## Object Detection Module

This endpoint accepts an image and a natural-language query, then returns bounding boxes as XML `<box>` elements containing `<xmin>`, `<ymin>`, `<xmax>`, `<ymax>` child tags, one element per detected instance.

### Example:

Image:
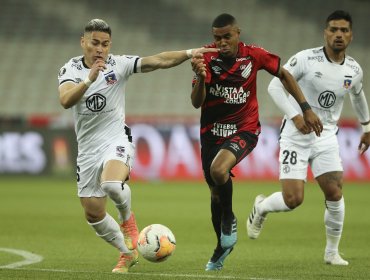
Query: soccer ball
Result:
<box><xmin>137</xmin><ymin>224</ymin><xmax>176</xmax><ymax>262</ymax></box>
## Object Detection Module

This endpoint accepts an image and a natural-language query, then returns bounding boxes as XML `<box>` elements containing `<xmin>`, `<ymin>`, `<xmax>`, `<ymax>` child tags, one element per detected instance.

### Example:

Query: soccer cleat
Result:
<box><xmin>324</xmin><ymin>252</ymin><xmax>349</xmax><ymax>266</ymax></box>
<box><xmin>205</xmin><ymin>246</ymin><xmax>234</xmax><ymax>271</ymax></box>
<box><xmin>120</xmin><ymin>212</ymin><xmax>139</xmax><ymax>250</ymax></box>
<box><xmin>220</xmin><ymin>217</ymin><xmax>237</xmax><ymax>249</ymax></box>
<box><xmin>112</xmin><ymin>250</ymin><xmax>139</xmax><ymax>273</ymax></box>
<box><xmin>247</xmin><ymin>194</ymin><xmax>266</xmax><ymax>239</ymax></box>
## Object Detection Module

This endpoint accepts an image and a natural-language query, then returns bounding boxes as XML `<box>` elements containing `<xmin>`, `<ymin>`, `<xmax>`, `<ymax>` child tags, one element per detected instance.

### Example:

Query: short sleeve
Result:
<box><xmin>57</xmin><ymin>63</ymin><xmax>77</xmax><ymax>86</ymax></box>
<box><xmin>282</xmin><ymin>51</ymin><xmax>306</xmax><ymax>81</ymax></box>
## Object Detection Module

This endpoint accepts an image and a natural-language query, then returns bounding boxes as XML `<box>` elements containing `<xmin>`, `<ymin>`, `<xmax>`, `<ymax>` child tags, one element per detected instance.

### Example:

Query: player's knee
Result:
<box><xmin>210</xmin><ymin>164</ymin><xmax>228</xmax><ymax>185</ymax></box>
<box><xmin>101</xmin><ymin>181</ymin><xmax>124</xmax><ymax>201</ymax></box>
<box><xmin>85</xmin><ymin>209</ymin><xmax>106</xmax><ymax>223</ymax></box>
<box><xmin>283</xmin><ymin>193</ymin><xmax>303</xmax><ymax>209</ymax></box>
<box><xmin>325</xmin><ymin>186</ymin><xmax>343</xmax><ymax>201</ymax></box>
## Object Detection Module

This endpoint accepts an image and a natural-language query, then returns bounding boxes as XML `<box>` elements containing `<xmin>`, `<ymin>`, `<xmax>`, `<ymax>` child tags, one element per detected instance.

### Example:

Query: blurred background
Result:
<box><xmin>0</xmin><ymin>0</ymin><xmax>369</xmax><ymax>180</ymax></box>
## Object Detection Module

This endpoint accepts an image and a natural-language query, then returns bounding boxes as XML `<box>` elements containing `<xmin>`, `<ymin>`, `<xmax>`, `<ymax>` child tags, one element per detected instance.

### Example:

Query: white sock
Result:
<box><xmin>101</xmin><ymin>181</ymin><xmax>132</xmax><ymax>223</ymax></box>
<box><xmin>324</xmin><ymin>197</ymin><xmax>345</xmax><ymax>254</ymax></box>
<box><xmin>259</xmin><ymin>192</ymin><xmax>291</xmax><ymax>215</ymax></box>
<box><xmin>88</xmin><ymin>213</ymin><xmax>129</xmax><ymax>253</ymax></box>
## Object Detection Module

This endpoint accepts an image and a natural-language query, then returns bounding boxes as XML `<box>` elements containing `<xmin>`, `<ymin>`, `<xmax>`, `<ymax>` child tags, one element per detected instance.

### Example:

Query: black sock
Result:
<box><xmin>211</xmin><ymin>197</ymin><xmax>222</xmax><ymax>247</ymax></box>
<box><xmin>217</xmin><ymin>177</ymin><xmax>234</xmax><ymax>223</ymax></box>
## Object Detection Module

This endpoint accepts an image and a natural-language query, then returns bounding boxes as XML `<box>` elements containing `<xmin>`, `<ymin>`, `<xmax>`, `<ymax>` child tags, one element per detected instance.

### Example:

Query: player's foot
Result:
<box><xmin>120</xmin><ymin>212</ymin><xmax>139</xmax><ymax>250</ymax></box>
<box><xmin>324</xmin><ymin>252</ymin><xmax>349</xmax><ymax>266</ymax></box>
<box><xmin>247</xmin><ymin>194</ymin><xmax>266</xmax><ymax>239</ymax></box>
<box><xmin>112</xmin><ymin>250</ymin><xmax>139</xmax><ymax>273</ymax></box>
<box><xmin>220</xmin><ymin>216</ymin><xmax>237</xmax><ymax>249</ymax></box>
<box><xmin>205</xmin><ymin>246</ymin><xmax>233</xmax><ymax>271</ymax></box>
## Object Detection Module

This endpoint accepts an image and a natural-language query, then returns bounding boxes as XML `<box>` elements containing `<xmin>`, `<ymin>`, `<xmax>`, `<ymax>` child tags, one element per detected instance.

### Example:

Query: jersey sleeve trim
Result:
<box><xmin>59</xmin><ymin>79</ymin><xmax>76</xmax><ymax>85</ymax></box>
<box><xmin>272</xmin><ymin>57</ymin><xmax>281</xmax><ymax>76</ymax></box>
<box><xmin>133</xmin><ymin>57</ymin><xmax>140</xmax><ymax>73</ymax></box>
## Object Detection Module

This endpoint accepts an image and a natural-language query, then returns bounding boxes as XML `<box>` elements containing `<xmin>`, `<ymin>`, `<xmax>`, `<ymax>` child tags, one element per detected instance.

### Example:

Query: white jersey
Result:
<box><xmin>282</xmin><ymin>46</ymin><xmax>363</xmax><ymax>143</ymax></box>
<box><xmin>58</xmin><ymin>54</ymin><xmax>140</xmax><ymax>154</ymax></box>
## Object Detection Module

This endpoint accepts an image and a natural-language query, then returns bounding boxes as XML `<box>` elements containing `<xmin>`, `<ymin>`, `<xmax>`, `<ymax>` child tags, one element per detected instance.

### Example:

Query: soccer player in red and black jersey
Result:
<box><xmin>190</xmin><ymin>13</ymin><xmax>323</xmax><ymax>271</ymax></box>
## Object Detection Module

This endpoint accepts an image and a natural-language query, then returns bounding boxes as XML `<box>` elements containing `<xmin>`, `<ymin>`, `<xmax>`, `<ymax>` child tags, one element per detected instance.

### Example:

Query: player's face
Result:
<box><xmin>212</xmin><ymin>24</ymin><xmax>240</xmax><ymax>58</ymax></box>
<box><xmin>81</xmin><ymin>31</ymin><xmax>111</xmax><ymax>67</ymax></box>
<box><xmin>324</xmin><ymin>19</ymin><xmax>352</xmax><ymax>52</ymax></box>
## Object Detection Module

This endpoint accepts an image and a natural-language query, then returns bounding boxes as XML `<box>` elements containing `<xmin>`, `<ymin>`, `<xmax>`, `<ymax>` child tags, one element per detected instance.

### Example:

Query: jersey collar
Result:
<box><xmin>323</xmin><ymin>47</ymin><xmax>345</xmax><ymax>65</ymax></box>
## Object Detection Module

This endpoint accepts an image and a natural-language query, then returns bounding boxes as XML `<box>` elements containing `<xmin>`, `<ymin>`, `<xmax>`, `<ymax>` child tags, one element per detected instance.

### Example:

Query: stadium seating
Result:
<box><xmin>0</xmin><ymin>0</ymin><xmax>369</xmax><ymax>122</ymax></box>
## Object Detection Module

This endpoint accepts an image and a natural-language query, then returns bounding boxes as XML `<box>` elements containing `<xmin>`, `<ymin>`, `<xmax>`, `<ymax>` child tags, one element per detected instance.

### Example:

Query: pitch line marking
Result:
<box><xmin>1</xmin><ymin>266</ymin><xmax>281</xmax><ymax>280</ymax></box>
<box><xmin>0</xmin><ymin>248</ymin><xmax>43</xmax><ymax>269</ymax></box>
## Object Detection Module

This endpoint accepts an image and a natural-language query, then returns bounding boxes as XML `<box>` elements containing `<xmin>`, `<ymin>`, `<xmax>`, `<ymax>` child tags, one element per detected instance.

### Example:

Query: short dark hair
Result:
<box><xmin>212</xmin><ymin>13</ymin><xmax>237</xmax><ymax>28</ymax></box>
<box><xmin>84</xmin><ymin>19</ymin><xmax>112</xmax><ymax>36</ymax></box>
<box><xmin>326</xmin><ymin>10</ymin><xmax>352</xmax><ymax>28</ymax></box>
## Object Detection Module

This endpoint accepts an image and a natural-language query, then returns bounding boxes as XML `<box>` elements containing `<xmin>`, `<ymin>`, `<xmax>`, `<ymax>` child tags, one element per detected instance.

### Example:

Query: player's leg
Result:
<box><xmin>205</xmin><ymin>185</ymin><xmax>234</xmax><ymax>271</ymax></box>
<box><xmin>247</xmin><ymin>140</ymin><xmax>308</xmax><ymax>239</ymax></box>
<box><xmin>212</xmin><ymin>132</ymin><xmax>259</xmax><ymax>250</ymax></box>
<box><xmin>101</xmin><ymin>160</ymin><xmax>139</xmax><ymax>251</ymax></box>
<box><xmin>101</xmin><ymin>135</ymin><xmax>139</xmax><ymax>251</ymax></box>
<box><xmin>247</xmin><ymin>179</ymin><xmax>304</xmax><ymax>239</ymax></box>
<box><xmin>77</xmin><ymin>151</ymin><xmax>137</xmax><ymax>273</ymax></box>
<box><xmin>202</xmin><ymin>145</ymin><xmax>233</xmax><ymax>271</ymax></box>
<box><xmin>210</xmin><ymin>148</ymin><xmax>237</xmax><ymax>250</ymax></box>
<box><xmin>312</xmin><ymin>137</ymin><xmax>347</xmax><ymax>265</ymax></box>
<box><xmin>99</xmin><ymin>134</ymin><xmax>138</xmax><ymax>273</ymax></box>
<box><xmin>100</xmin><ymin>161</ymin><xmax>138</xmax><ymax>273</ymax></box>
<box><xmin>81</xmin><ymin>196</ymin><xmax>128</xmax><ymax>252</ymax></box>
<box><xmin>77</xmin><ymin>154</ymin><xmax>127</xmax><ymax>252</ymax></box>
<box><xmin>316</xmin><ymin>172</ymin><xmax>347</xmax><ymax>265</ymax></box>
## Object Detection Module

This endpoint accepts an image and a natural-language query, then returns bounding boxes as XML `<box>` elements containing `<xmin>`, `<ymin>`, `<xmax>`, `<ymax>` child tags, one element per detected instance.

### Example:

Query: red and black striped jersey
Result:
<box><xmin>193</xmin><ymin>42</ymin><xmax>280</xmax><ymax>146</ymax></box>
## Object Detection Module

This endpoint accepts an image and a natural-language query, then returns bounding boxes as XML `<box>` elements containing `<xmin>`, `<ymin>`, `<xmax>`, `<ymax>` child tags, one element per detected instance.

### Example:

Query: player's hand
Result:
<box><xmin>303</xmin><ymin>110</ymin><xmax>323</xmax><ymax>136</ymax></box>
<box><xmin>291</xmin><ymin>115</ymin><xmax>311</xmax><ymax>134</ymax></box>
<box><xmin>191</xmin><ymin>57</ymin><xmax>207</xmax><ymax>78</ymax></box>
<box><xmin>358</xmin><ymin>132</ymin><xmax>370</xmax><ymax>154</ymax></box>
<box><xmin>89</xmin><ymin>59</ymin><xmax>107</xmax><ymax>82</ymax></box>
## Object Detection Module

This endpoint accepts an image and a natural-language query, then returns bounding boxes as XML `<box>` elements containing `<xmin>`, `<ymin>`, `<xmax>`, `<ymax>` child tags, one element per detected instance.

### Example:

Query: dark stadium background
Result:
<box><xmin>1</xmin><ymin>0</ymin><xmax>369</xmax><ymax>180</ymax></box>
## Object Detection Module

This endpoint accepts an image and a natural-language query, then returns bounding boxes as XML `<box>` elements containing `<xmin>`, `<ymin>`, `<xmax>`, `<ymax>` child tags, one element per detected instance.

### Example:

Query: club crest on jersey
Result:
<box><xmin>104</xmin><ymin>70</ymin><xmax>117</xmax><ymax>85</ymax></box>
<box><xmin>241</xmin><ymin>61</ymin><xmax>252</xmax><ymax>79</ymax></box>
<box><xmin>343</xmin><ymin>79</ymin><xmax>352</xmax><ymax>89</ymax></box>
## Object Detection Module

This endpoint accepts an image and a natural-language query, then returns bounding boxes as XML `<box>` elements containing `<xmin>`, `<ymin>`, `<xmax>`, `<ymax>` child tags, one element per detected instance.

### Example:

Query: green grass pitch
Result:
<box><xmin>0</xmin><ymin>176</ymin><xmax>369</xmax><ymax>280</ymax></box>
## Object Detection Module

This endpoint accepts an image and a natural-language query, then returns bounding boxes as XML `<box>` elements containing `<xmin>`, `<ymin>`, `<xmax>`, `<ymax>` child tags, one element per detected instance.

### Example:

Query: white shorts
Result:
<box><xmin>76</xmin><ymin>135</ymin><xmax>135</xmax><ymax>197</ymax></box>
<box><xmin>279</xmin><ymin>134</ymin><xmax>343</xmax><ymax>181</ymax></box>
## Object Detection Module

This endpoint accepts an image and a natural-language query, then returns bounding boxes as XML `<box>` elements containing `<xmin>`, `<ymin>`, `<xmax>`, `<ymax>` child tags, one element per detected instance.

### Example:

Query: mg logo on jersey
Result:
<box><xmin>318</xmin><ymin>91</ymin><xmax>336</xmax><ymax>108</ymax></box>
<box><xmin>86</xmin><ymin>94</ymin><xmax>106</xmax><ymax>112</ymax></box>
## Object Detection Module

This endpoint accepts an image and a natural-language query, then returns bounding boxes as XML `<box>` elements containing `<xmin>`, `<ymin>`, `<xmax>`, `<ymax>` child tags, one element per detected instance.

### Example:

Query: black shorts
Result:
<box><xmin>201</xmin><ymin>131</ymin><xmax>259</xmax><ymax>184</ymax></box>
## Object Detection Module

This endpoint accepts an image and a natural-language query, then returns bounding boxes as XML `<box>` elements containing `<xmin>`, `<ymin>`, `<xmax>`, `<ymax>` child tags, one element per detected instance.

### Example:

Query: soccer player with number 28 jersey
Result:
<box><xmin>247</xmin><ymin>10</ymin><xmax>370</xmax><ymax>266</ymax></box>
<box><xmin>190</xmin><ymin>13</ymin><xmax>323</xmax><ymax>271</ymax></box>
<box><xmin>58</xmin><ymin>19</ymin><xmax>217</xmax><ymax>273</ymax></box>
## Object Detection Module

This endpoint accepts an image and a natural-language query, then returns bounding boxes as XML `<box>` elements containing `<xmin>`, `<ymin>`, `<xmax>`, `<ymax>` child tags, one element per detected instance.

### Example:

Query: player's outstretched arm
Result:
<box><xmin>140</xmin><ymin>47</ymin><xmax>218</xmax><ymax>73</ymax></box>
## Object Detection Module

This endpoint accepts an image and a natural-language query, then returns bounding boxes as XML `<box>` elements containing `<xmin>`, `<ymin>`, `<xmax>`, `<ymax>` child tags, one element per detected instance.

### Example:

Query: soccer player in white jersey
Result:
<box><xmin>57</xmin><ymin>19</ymin><xmax>217</xmax><ymax>273</ymax></box>
<box><xmin>247</xmin><ymin>10</ymin><xmax>370</xmax><ymax>266</ymax></box>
